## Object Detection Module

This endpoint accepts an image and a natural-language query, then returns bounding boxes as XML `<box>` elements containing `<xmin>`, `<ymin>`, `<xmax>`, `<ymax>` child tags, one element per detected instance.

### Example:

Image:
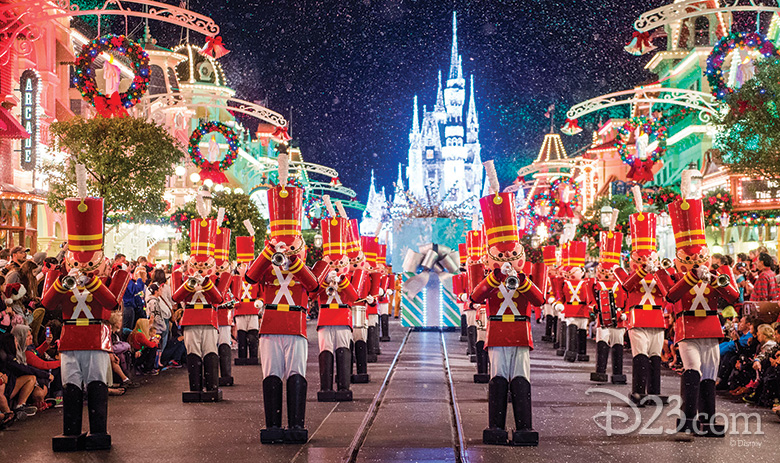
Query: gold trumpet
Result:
<box><xmin>661</xmin><ymin>258</ymin><xmax>673</xmax><ymax>269</ymax></box>
<box><xmin>716</xmin><ymin>273</ymin><xmax>731</xmax><ymax>288</ymax></box>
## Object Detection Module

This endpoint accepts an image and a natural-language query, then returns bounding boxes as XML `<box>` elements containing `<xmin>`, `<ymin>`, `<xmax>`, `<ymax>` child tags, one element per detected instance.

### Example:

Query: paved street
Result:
<box><xmin>2</xmin><ymin>318</ymin><xmax>778</xmax><ymax>462</ymax></box>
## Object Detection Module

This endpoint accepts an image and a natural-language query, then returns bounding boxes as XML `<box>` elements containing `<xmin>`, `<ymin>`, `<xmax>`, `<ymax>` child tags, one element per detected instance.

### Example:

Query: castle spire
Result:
<box><xmin>412</xmin><ymin>95</ymin><xmax>420</xmax><ymax>134</ymax></box>
<box><xmin>449</xmin><ymin>11</ymin><xmax>461</xmax><ymax>81</ymax></box>
<box><xmin>434</xmin><ymin>70</ymin><xmax>446</xmax><ymax>122</ymax></box>
<box><xmin>396</xmin><ymin>163</ymin><xmax>405</xmax><ymax>190</ymax></box>
<box><xmin>466</xmin><ymin>74</ymin><xmax>479</xmax><ymax>143</ymax></box>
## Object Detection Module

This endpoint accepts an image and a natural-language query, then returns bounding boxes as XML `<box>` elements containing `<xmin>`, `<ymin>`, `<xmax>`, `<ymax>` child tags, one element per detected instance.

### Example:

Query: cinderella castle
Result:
<box><xmin>361</xmin><ymin>12</ymin><xmax>484</xmax><ymax>235</ymax></box>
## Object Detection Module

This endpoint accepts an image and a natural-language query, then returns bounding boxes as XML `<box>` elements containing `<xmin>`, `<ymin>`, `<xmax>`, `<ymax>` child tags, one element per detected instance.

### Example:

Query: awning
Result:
<box><xmin>0</xmin><ymin>106</ymin><xmax>30</xmax><ymax>140</ymax></box>
<box><xmin>55</xmin><ymin>98</ymin><xmax>75</xmax><ymax>122</ymax></box>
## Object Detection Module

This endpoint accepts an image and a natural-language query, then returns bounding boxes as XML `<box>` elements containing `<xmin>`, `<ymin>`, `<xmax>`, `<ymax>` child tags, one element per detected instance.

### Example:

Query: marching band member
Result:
<box><xmin>590</xmin><ymin>212</ymin><xmax>627</xmax><ymax>384</ymax></box>
<box><xmin>344</xmin><ymin>215</ymin><xmax>371</xmax><ymax>383</ymax></box>
<box><xmin>364</xmin><ymin>234</ymin><xmax>382</xmax><ymax>361</ymax></box>
<box><xmin>540</xmin><ymin>246</ymin><xmax>561</xmax><ymax>343</ymax></box>
<box><xmin>378</xmin><ymin>244</ymin><xmax>394</xmax><ymax>342</ymax></box>
<box><xmin>466</xmin><ymin>229</ymin><xmax>490</xmax><ymax>382</ymax></box>
<box><xmin>42</xmin><ymin>166</ymin><xmax>130</xmax><ymax>451</ymax></box>
<box><xmin>172</xmin><ymin>192</ymin><xmax>225</xmax><ymax>403</ymax></box>
<box><xmin>656</xmin><ymin>170</ymin><xmax>739</xmax><ymax>436</ymax></box>
<box><xmin>562</xmin><ymin>241</ymin><xmax>592</xmax><ymax>363</ymax></box>
<box><xmin>213</xmin><ymin>210</ymin><xmax>236</xmax><ymax>387</ymax></box>
<box><xmin>614</xmin><ymin>187</ymin><xmax>668</xmax><ymax>403</ymax></box>
<box><xmin>554</xmin><ymin>242</ymin><xmax>570</xmax><ymax>356</ymax></box>
<box><xmin>232</xmin><ymin>220</ymin><xmax>261</xmax><ymax>366</ymax></box>
<box><xmin>471</xmin><ymin>161</ymin><xmax>545</xmax><ymax>446</ymax></box>
<box><xmin>245</xmin><ymin>151</ymin><xmax>320</xmax><ymax>444</ymax></box>
<box><xmin>313</xmin><ymin>195</ymin><xmax>358</xmax><ymax>402</ymax></box>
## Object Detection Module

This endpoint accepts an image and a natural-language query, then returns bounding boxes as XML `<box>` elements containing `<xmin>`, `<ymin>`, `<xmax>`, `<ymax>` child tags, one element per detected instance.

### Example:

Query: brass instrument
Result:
<box><xmin>271</xmin><ymin>252</ymin><xmax>289</xmax><ymax>268</ymax></box>
<box><xmin>61</xmin><ymin>275</ymin><xmax>77</xmax><ymax>291</ymax></box>
<box><xmin>661</xmin><ymin>258</ymin><xmax>673</xmax><ymax>269</ymax></box>
<box><xmin>716</xmin><ymin>273</ymin><xmax>731</xmax><ymax>288</ymax></box>
<box><xmin>505</xmin><ymin>275</ymin><xmax>519</xmax><ymax>291</ymax></box>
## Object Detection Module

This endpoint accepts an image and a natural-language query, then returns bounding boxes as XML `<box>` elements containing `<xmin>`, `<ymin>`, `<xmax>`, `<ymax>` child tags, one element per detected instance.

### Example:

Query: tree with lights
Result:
<box><xmin>716</xmin><ymin>59</ymin><xmax>780</xmax><ymax>180</ymax></box>
<box><xmin>45</xmin><ymin>116</ymin><xmax>182</xmax><ymax>220</ymax></box>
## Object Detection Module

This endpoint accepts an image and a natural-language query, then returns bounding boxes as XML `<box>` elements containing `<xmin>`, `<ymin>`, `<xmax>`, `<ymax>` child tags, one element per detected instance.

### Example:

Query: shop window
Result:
<box><xmin>694</xmin><ymin>17</ymin><xmax>710</xmax><ymax>47</ymax></box>
<box><xmin>149</xmin><ymin>65</ymin><xmax>167</xmax><ymax>95</ymax></box>
<box><xmin>167</xmin><ymin>67</ymin><xmax>180</xmax><ymax>92</ymax></box>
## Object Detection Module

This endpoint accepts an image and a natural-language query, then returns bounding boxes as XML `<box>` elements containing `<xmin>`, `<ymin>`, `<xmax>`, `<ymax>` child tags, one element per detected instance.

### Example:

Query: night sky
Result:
<box><xmin>167</xmin><ymin>1</ymin><xmax>669</xmax><ymax>201</ymax></box>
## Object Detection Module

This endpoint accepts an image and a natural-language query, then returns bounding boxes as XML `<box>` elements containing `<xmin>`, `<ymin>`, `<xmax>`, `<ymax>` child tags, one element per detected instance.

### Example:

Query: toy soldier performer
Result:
<box><xmin>232</xmin><ymin>220</ymin><xmax>262</xmax><ymax>366</ymax></box>
<box><xmin>42</xmin><ymin>165</ymin><xmax>130</xmax><ymax>451</ymax></box>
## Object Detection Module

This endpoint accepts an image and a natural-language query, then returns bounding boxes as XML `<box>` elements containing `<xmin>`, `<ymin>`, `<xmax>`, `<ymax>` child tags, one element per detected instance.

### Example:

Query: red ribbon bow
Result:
<box><xmin>560</xmin><ymin>118</ymin><xmax>583</xmax><ymax>136</ymax></box>
<box><xmin>272</xmin><ymin>126</ymin><xmax>292</xmax><ymax>141</ymax></box>
<box><xmin>198</xmin><ymin>161</ymin><xmax>229</xmax><ymax>184</ymax></box>
<box><xmin>201</xmin><ymin>36</ymin><xmax>230</xmax><ymax>59</ymax></box>
<box><xmin>94</xmin><ymin>92</ymin><xmax>128</xmax><ymax>118</ymax></box>
<box><xmin>624</xmin><ymin>31</ymin><xmax>656</xmax><ymax>56</ymax></box>
<box><xmin>627</xmin><ymin>159</ymin><xmax>655</xmax><ymax>183</ymax></box>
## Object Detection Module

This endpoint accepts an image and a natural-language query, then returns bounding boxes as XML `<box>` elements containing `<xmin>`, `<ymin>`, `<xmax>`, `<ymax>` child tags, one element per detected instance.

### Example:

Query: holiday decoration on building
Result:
<box><xmin>560</xmin><ymin>118</ymin><xmax>583</xmax><ymax>135</ymax></box>
<box><xmin>624</xmin><ymin>31</ymin><xmax>656</xmax><ymax>56</ymax></box>
<box><xmin>614</xmin><ymin>115</ymin><xmax>668</xmax><ymax>183</ymax></box>
<box><xmin>706</xmin><ymin>32</ymin><xmax>780</xmax><ymax>101</ymax></box>
<box><xmin>74</xmin><ymin>34</ymin><xmax>150</xmax><ymax>117</ymax></box>
<box><xmin>188</xmin><ymin>121</ymin><xmax>240</xmax><ymax>184</ymax></box>
<box><xmin>200</xmin><ymin>35</ymin><xmax>230</xmax><ymax>58</ymax></box>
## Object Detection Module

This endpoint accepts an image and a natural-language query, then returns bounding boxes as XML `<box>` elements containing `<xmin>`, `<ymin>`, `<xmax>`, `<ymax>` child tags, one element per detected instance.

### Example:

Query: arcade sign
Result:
<box><xmin>731</xmin><ymin>177</ymin><xmax>780</xmax><ymax>210</ymax></box>
<box><xmin>20</xmin><ymin>70</ymin><xmax>39</xmax><ymax>171</ymax></box>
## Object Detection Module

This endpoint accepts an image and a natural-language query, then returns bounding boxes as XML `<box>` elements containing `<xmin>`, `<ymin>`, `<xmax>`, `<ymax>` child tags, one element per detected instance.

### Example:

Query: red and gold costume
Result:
<box><xmin>232</xmin><ymin>235</ymin><xmax>261</xmax><ymax>365</ymax></box>
<box><xmin>312</xmin><ymin>208</ymin><xmax>359</xmax><ymax>401</ymax></box>
<box><xmin>457</xmin><ymin>243</ymin><xmax>470</xmax><ymax>345</ymax></box>
<box><xmin>589</xmin><ymin>230</ymin><xmax>627</xmax><ymax>384</ymax></box>
<box><xmin>655</xmin><ymin>182</ymin><xmax>739</xmax><ymax>436</ymax></box>
<box><xmin>363</xmin><ymin>236</ymin><xmax>382</xmax><ymax>361</ymax></box>
<box><xmin>541</xmin><ymin>245</ymin><xmax>561</xmax><ymax>343</ymax></box>
<box><xmin>470</xmin><ymin>189</ymin><xmax>545</xmax><ymax>446</ymax></box>
<box><xmin>42</xmin><ymin>196</ymin><xmax>130</xmax><ymax>451</ymax></box>
<box><xmin>171</xmin><ymin>217</ymin><xmax>225</xmax><ymax>403</ymax></box>
<box><xmin>613</xmin><ymin>209</ymin><xmax>669</xmax><ymax>403</ymax></box>
<box><xmin>213</xmin><ymin>225</ymin><xmax>235</xmax><ymax>387</ymax></box>
<box><xmin>377</xmin><ymin>244</ymin><xmax>394</xmax><ymax>342</ymax></box>
<box><xmin>346</xmin><ymin>218</ymin><xmax>371</xmax><ymax>383</ymax></box>
<box><xmin>465</xmin><ymin>230</ymin><xmax>490</xmax><ymax>383</ymax></box>
<box><xmin>561</xmin><ymin>241</ymin><xmax>593</xmax><ymax>363</ymax></box>
<box><xmin>245</xmin><ymin>171</ymin><xmax>319</xmax><ymax>444</ymax></box>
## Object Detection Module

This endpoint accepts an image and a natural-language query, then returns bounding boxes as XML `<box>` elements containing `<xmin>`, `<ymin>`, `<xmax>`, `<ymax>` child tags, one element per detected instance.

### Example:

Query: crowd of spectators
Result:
<box><xmin>0</xmin><ymin>247</ymin><xmax>187</xmax><ymax>431</ymax></box>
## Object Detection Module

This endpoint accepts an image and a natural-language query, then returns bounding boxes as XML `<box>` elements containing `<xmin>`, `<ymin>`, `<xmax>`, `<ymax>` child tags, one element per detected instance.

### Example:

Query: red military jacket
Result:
<box><xmin>365</xmin><ymin>272</ymin><xmax>382</xmax><ymax>316</ymax></box>
<box><xmin>41</xmin><ymin>271</ymin><xmax>129</xmax><ymax>352</ymax></box>
<box><xmin>591</xmin><ymin>280</ymin><xmax>626</xmax><ymax>329</ymax></box>
<box><xmin>662</xmin><ymin>267</ymin><xmax>739</xmax><ymax>342</ymax></box>
<box><xmin>172</xmin><ymin>272</ymin><xmax>224</xmax><ymax>328</ymax></box>
<box><xmin>231</xmin><ymin>274</ymin><xmax>262</xmax><ymax>317</ymax></box>
<box><xmin>471</xmin><ymin>266</ymin><xmax>545</xmax><ymax>348</ymax></box>
<box><xmin>314</xmin><ymin>275</ymin><xmax>358</xmax><ymax>329</ymax></box>
<box><xmin>562</xmin><ymin>277</ymin><xmax>593</xmax><ymax>319</ymax></box>
<box><xmin>614</xmin><ymin>267</ymin><xmax>667</xmax><ymax>329</ymax></box>
<box><xmin>256</xmin><ymin>256</ymin><xmax>318</xmax><ymax>337</ymax></box>
<box><xmin>216</xmin><ymin>271</ymin><xmax>234</xmax><ymax>327</ymax></box>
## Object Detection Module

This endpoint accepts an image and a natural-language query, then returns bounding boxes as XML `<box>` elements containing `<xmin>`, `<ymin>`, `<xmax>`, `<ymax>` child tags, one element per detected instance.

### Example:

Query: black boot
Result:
<box><xmin>218</xmin><ymin>343</ymin><xmax>234</xmax><ymax>386</ymax></box>
<box><xmin>201</xmin><ymin>352</ymin><xmax>223</xmax><ymax>402</ymax></box>
<box><xmin>235</xmin><ymin>330</ymin><xmax>248</xmax><ymax>365</ymax></box>
<box><xmin>246</xmin><ymin>329</ymin><xmax>260</xmax><ymax>365</ymax></box>
<box><xmin>467</xmin><ymin>325</ymin><xmax>478</xmax><ymax>363</ymax></box>
<box><xmin>334</xmin><ymin>347</ymin><xmax>353</xmax><ymax>401</ymax></box>
<box><xmin>460</xmin><ymin>313</ymin><xmax>468</xmax><ymax>342</ymax></box>
<box><xmin>510</xmin><ymin>377</ymin><xmax>538</xmax><ymax>446</ymax></box>
<box><xmin>84</xmin><ymin>381</ymin><xmax>111</xmax><ymax>450</ymax></box>
<box><xmin>261</xmin><ymin>376</ymin><xmax>285</xmax><ymax>444</ymax></box>
<box><xmin>380</xmin><ymin>314</ymin><xmax>391</xmax><ymax>342</ymax></box>
<box><xmin>631</xmin><ymin>354</ymin><xmax>650</xmax><ymax>406</ymax></box>
<box><xmin>697</xmin><ymin>379</ymin><xmax>724</xmax><ymax>437</ymax></box>
<box><xmin>647</xmin><ymin>355</ymin><xmax>667</xmax><ymax>403</ymax></box>
<box><xmin>182</xmin><ymin>353</ymin><xmax>203</xmax><ymax>402</ymax></box>
<box><xmin>52</xmin><ymin>384</ymin><xmax>86</xmax><ymax>452</ymax></box>
<box><xmin>555</xmin><ymin>321</ymin><xmax>567</xmax><ymax>355</ymax></box>
<box><xmin>317</xmin><ymin>351</ymin><xmax>336</xmax><ymax>402</ymax></box>
<box><xmin>372</xmin><ymin>323</ymin><xmax>381</xmax><ymax>355</ymax></box>
<box><xmin>352</xmin><ymin>340</ymin><xmax>370</xmax><ymax>383</ymax></box>
<box><xmin>366</xmin><ymin>326</ymin><xmax>379</xmax><ymax>362</ymax></box>
<box><xmin>576</xmin><ymin>328</ymin><xmax>589</xmax><ymax>362</ymax></box>
<box><xmin>611</xmin><ymin>344</ymin><xmax>627</xmax><ymax>384</ymax></box>
<box><xmin>474</xmin><ymin>340</ymin><xmax>490</xmax><ymax>383</ymax></box>
<box><xmin>285</xmin><ymin>374</ymin><xmax>308</xmax><ymax>443</ymax></box>
<box><xmin>590</xmin><ymin>341</ymin><xmax>610</xmax><ymax>382</ymax></box>
<box><xmin>564</xmin><ymin>324</ymin><xmax>578</xmax><ymax>362</ymax></box>
<box><xmin>483</xmin><ymin>376</ymin><xmax>509</xmax><ymax>445</ymax></box>
<box><xmin>541</xmin><ymin>315</ymin><xmax>554</xmax><ymax>342</ymax></box>
<box><xmin>550</xmin><ymin>316</ymin><xmax>558</xmax><ymax>344</ymax></box>
<box><xmin>677</xmin><ymin>370</ymin><xmax>701</xmax><ymax>436</ymax></box>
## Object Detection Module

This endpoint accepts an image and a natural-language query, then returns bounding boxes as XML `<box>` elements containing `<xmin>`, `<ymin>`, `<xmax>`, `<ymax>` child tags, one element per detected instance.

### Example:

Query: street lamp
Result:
<box><xmin>199</xmin><ymin>186</ymin><xmax>213</xmax><ymax>215</ymax></box>
<box><xmin>190</xmin><ymin>172</ymin><xmax>201</xmax><ymax>183</ymax></box>
<box><xmin>203</xmin><ymin>178</ymin><xmax>214</xmax><ymax>188</ymax></box>
<box><xmin>175</xmin><ymin>165</ymin><xmax>186</xmax><ymax>177</ymax></box>
<box><xmin>313</xmin><ymin>234</ymin><xmax>323</xmax><ymax>248</ymax></box>
<box><xmin>600</xmin><ymin>205</ymin><xmax>613</xmax><ymax>229</ymax></box>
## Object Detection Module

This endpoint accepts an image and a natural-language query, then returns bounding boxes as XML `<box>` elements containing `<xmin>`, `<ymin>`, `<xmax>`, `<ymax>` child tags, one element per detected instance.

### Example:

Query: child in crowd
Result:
<box><xmin>128</xmin><ymin>318</ymin><xmax>159</xmax><ymax>375</ymax></box>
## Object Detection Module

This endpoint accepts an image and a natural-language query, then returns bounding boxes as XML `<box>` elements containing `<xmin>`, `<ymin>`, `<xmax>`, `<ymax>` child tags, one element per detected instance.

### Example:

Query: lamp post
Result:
<box><xmin>600</xmin><ymin>205</ymin><xmax>613</xmax><ymax>229</ymax></box>
<box><xmin>720</xmin><ymin>211</ymin><xmax>730</xmax><ymax>249</ymax></box>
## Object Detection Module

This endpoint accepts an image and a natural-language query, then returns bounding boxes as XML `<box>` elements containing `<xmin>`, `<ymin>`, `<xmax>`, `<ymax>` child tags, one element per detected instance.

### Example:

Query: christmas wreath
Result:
<box><xmin>188</xmin><ymin>121</ymin><xmax>240</xmax><ymax>184</ymax></box>
<box><xmin>550</xmin><ymin>177</ymin><xmax>581</xmax><ymax>218</ymax></box>
<box><xmin>304</xmin><ymin>195</ymin><xmax>325</xmax><ymax>229</ymax></box>
<box><xmin>74</xmin><ymin>34</ymin><xmax>150</xmax><ymax>117</ymax></box>
<box><xmin>702</xmin><ymin>188</ymin><xmax>733</xmax><ymax>227</ymax></box>
<box><xmin>614</xmin><ymin>116</ymin><xmax>668</xmax><ymax>183</ymax></box>
<box><xmin>706</xmin><ymin>32</ymin><xmax>780</xmax><ymax>101</ymax></box>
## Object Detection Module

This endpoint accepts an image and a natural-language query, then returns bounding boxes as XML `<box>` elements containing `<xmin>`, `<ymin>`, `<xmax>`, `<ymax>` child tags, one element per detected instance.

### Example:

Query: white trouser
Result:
<box><xmin>352</xmin><ymin>305</ymin><xmax>367</xmax><ymax>342</ymax></box>
<box><xmin>318</xmin><ymin>325</ymin><xmax>352</xmax><ymax>353</ymax></box>
<box><xmin>218</xmin><ymin>325</ymin><xmax>232</xmax><ymax>346</ymax></box>
<box><xmin>465</xmin><ymin>310</ymin><xmax>477</xmax><ymax>327</ymax></box>
<box><xmin>368</xmin><ymin>313</ymin><xmax>379</xmax><ymax>326</ymax></box>
<box><xmin>568</xmin><ymin>317</ymin><xmax>588</xmax><ymax>329</ymax></box>
<box><xmin>678</xmin><ymin>338</ymin><xmax>719</xmax><ymax>381</ymax></box>
<box><xmin>488</xmin><ymin>346</ymin><xmax>530</xmax><ymax>380</ymax></box>
<box><xmin>62</xmin><ymin>350</ymin><xmax>110</xmax><ymax>387</ymax></box>
<box><xmin>184</xmin><ymin>325</ymin><xmax>218</xmax><ymax>357</ymax></box>
<box><xmin>596</xmin><ymin>327</ymin><xmax>626</xmax><ymax>346</ymax></box>
<box><xmin>379</xmin><ymin>302</ymin><xmax>390</xmax><ymax>316</ymax></box>
<box><xmin>542</xmin><ymin>303</ymin><xmax>555</xmax><ymax>317</ymax></box>
<box><xmin>259</xmin><ymin>334</ymin><xmax>307</xmax><ymax>380</ymax></box>
<box><xmin>234</xmin><ymin>314</ymin><xmax>259</xmax><ymax>331</ymax></box>
<box><xmin>628</xmin><ymin>327</ymin><xmax>664</xmax><ymax>357</ymax></box>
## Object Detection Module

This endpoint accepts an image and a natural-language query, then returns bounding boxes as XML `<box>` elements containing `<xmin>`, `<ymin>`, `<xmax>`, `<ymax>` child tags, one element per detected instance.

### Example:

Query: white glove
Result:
<box><xmin>68</xmin><ymin>267</ymin><xmax>80</xmax><ymax>277</ymax></box>
<box><xmin>76</xmin><ymin>275</ymin><xmax>91</xmax><ymax>287</ymax></box>
<box><xmin>696</xmin><ymin>266</ymin><xmax>711</xmax><ymax>283</ymax></box>
<box><xmin>620</xmin><ymin>313</ymin><xmax>627</xmax><ymax>321</ymax></box>
<box><xmin>377</xmin><ymin>288</ymin><xmax>386</xmax><ymax>298</ymax></box>
<box><xmin>644</xmin><ymin>260</ymin><xmax>658</xmax><ymax>274</ymax></box>
<box><xmin>327</xmin><ymin>270</ymin><xmax>339</xmax><ymax>285</ymax></box>
<box><xmin>366</xmin><ymin>295</ymin><xmax>376</xmax><ymax>305</ymax></box>
<box><xmin>458</xmin><ymin>293</ymin><xmax>468</xmax><ymax>303</ymax></box>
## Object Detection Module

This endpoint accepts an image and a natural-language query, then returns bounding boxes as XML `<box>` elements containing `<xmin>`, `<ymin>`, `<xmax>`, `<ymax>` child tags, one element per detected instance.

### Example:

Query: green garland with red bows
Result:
<box><xmin>74</xmin><ymin>34</ymin><xmax>150</xmax><ymax>113</ymax></box>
